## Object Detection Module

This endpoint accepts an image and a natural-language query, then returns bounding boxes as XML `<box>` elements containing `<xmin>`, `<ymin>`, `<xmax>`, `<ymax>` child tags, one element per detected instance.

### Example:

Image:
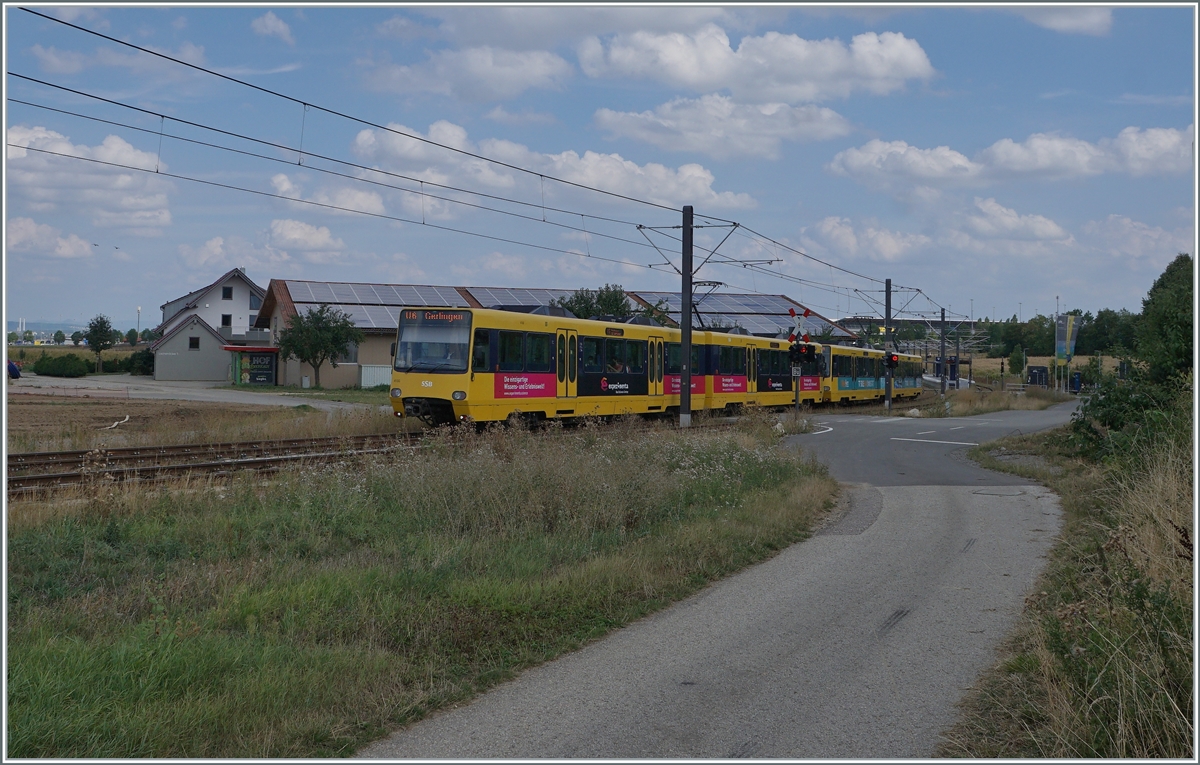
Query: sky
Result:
<box><xmin>4</xmin><ymin>4</ymin><xmax>1196</xmax><ymax>332</ymax></box>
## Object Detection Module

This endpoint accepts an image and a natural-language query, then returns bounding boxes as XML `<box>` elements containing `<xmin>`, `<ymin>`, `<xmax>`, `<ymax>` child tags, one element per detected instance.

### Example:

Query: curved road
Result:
<box><xmin>358</xmin><ymin>401</ymin><xmax>1078</xmax><ymax>759</ymax></box>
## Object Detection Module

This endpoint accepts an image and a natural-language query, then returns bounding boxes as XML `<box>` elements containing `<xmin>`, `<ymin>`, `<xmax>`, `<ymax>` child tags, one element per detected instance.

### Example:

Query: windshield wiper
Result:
<box><xmin>398</xmin><ymin>361</ymin><xmax>460</xmax><ymax>374</ymax></box>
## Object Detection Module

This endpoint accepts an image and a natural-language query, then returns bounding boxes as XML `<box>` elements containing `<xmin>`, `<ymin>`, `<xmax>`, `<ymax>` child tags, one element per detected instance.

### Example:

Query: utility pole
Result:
<box><xmin>884</xmin><ymin>278</ymin><xmax>892</xmax><ymax>412</ymax></box>
<box><xmin>940</xmin><ymin>308</ymin><xmax>947</xmax><ymax>395</ymax></box>
<box><xmin>680</xmin><ymin>205</ymin><xmax>693</xmax><ymax>428</ymax></box>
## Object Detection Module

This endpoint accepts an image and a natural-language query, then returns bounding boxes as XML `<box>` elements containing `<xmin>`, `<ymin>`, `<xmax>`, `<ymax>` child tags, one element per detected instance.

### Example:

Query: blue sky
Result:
<box><xmin>4</xmin><ymin>4</ymin><xmax>1195</xmax><ymax>331</ymax></box>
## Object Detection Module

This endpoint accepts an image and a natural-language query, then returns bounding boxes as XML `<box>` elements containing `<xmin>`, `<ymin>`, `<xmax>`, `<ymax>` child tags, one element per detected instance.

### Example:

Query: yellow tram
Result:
<box><xmin>389</xmin><ymin>306</ymin><xmax>921</xmax><ymax>426</ymax></box>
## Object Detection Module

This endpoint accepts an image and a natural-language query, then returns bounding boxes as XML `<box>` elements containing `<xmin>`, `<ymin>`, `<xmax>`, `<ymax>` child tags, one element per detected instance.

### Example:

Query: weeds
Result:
<box><xmin>941</xmin><ymin>388</ymin><xmax>1193</xmax><ymax>758</ymax></box>
<box><xmin>7</xmin><ymin>421</ymin><xmax>836</xmax><ymax>757</ymax></box>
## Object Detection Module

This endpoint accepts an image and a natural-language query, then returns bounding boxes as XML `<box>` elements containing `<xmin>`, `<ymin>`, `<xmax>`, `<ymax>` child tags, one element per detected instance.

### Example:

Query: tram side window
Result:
<box><xmin>498</xmin><ymin>331</ymin><xmax>524</xmax><ymax>372</ymax></box>
<box><xmin>582</xmin><ymin>337</ymin><xmax>603</xmax><ymax>373</ymax></box>
<box><xmin>626</xmin><ymin>340</ymin><xmax>646</xmax><ymax>374</ymax></box>
<box><xmin>472</xmin><ymin>329</ymin><xmax>490</xmax><ymax>372</ymax></box>
<box><xmin>606</xmin><ymin>338</ymin><xmax>627</xmax><ymax>373</ymax></box>
<box><xmin>526</xmin><ymin>333</ymin><xmax>552</xmax><ymax>373</ymax></box>
<box><xmin>832</xmin><ymin>354</ymin><xmax>853</xmax><ymax>377</ymax></box>
<box><xmin>666</xmin><ymin>343</ymin><xmax>681</xmax><ymax>375</ymax></box>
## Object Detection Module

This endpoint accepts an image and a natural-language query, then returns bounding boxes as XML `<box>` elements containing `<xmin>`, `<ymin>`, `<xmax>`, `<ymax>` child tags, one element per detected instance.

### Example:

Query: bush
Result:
<box><xmin>32</xmin><ymin>353</ymin><xmax>88</xmax><ymax>378</ymax></box>
<box><xmin>127</xmin><ymin>348</ymin><xmax>154</xmax><ymax>376</ymax></box>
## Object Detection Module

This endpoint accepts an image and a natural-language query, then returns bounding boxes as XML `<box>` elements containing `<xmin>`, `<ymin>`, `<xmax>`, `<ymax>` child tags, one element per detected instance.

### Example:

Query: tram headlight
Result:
<box><xmin>390</xmin><ymin>388</ymin><xmax>402</xmax><ymax>398</ymax></box>
<box><xmin>452</xmin><ymin>390</ymin><xmax>467</xmax><ymax>401</ymax></box>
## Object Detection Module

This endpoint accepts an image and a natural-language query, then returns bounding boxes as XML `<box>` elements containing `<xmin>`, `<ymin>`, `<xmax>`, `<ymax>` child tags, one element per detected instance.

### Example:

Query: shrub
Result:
<box><xmin>127</xmin><ymin>348</ymin><xmax>154</xmax><ymax>376</ymax></box>
<box><xmin>32</xmin><ymin>353</ymin><xmax>88</xmax><ymax>378</ymax></box>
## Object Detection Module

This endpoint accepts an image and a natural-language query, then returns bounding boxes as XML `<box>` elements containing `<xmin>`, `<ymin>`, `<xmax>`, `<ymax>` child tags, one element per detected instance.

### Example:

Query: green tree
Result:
<box><xmin>277</xmin><ymin>304</ymin><xmax>365</xmax><ymax>389</ymax></box>
<box><xmin>1137</xmin><ymin>253</ymin><xmax>1192</xmax><ymax>385</ymax></box>
<box><xmin>84</xmin><ymin>314</ymin><xmax>116</xmax><ymax>372</ymax></box>
<box><xmin>1008</xmin><ymin>345</ymin><xmax>1025</xmax><ymax>378</ymax></box>
<box><xmin>70</xmin><ymin>331</ymin><xmax>83</xmax><ymax>346</ymax></box>
<box><xmin>53</xmin><ymin>330</ymin><xmax>66</xmax><ymax>345</ymax></box>
<box><xmin>6</xmin><ymin>331</ymin><xmax>16</xmax><ymax>344</ymax></box>
<box><xmin>126</xmin><ymin>328</ymin><xmax>139</xmax><ymax>347</ymax></box>
<box><xmin>140</xmin><ymin>328</ymin><xmax>153</xmax><ymax>342</ymax></box>
<box><xmin>551</xmin><ymin>283</ymin><xmax>633</xmax><ymax>320</ymax></box>
<box><xmin>22</xmin><ymin>330</ymin><xmax>33</xmax><ymax>343</ymax></box>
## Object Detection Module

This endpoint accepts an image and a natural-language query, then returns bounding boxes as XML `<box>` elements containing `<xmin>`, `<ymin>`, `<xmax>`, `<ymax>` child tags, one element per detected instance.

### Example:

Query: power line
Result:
<box><xmin>11</xmin><ymin>143</ymin><xmax>669</xmax><ymax>274</ymax></box>
<box><xmin>21</xmin><ymin>7</ymin><xmax>679</xmax><ymax>213</ymax></box>
<box><xmin>4</xmin><ymin>75</ymin><xmax>657</xmax><ymax>230</ymax></box>
<box><xmin>7</xmin><ymin>93</ymin><xmax>662</xmax><ymax>254</ymax></box>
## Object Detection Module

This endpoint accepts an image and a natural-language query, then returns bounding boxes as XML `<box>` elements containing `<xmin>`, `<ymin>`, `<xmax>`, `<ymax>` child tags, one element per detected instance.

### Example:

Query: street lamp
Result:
<box><xmin>137</xmin><ymin>306</ymin><xmax>141</xmax><ymax>337</ymax></box>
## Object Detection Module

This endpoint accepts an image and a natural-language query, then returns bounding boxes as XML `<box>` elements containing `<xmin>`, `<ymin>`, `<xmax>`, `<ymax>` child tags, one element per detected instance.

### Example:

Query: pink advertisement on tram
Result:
<box><xmin>800</xmin><ymin>376</ymin><xmax>820</xmax><ymax>392</ymax></box>
<box><xmin>494</xmin><ymin>373</ymin><xmax>556</xmax><ymax>398</ymax></box>
<box><xmin>665</xmin><ymin>375</ymin><xmax>705</xmax><ymax>395</ymax></box>
<box><xmin>716</xmin><ymin>375</ymin><xmax>747</xmax><ymax>394</ymax></box>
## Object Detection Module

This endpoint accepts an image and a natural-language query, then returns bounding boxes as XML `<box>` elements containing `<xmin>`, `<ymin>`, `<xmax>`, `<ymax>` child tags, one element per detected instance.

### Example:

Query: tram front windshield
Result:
<box><xmin>395</xmin><ymin>309</ymin><xmax>472</xmax><ymax>373</ymax></box>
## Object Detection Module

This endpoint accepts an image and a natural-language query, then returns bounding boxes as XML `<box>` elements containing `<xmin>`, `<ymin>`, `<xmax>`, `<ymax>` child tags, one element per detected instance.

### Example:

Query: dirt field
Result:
<box><xmin>6</xmin><ymin>394</ymin><xmax>405</xmax><ymax>453</ymax></box>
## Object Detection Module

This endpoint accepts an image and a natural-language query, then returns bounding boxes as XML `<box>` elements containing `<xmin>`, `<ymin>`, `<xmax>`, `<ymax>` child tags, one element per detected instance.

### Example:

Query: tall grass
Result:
<box><xmin>7</xmin><ymin>420</ymin><xmax>836</xmax><ymax>757</ymax></box>
<box><xmin>7</xmin><ymin>403</ymin><xmax>412</xmax><ymax>454</ymax></box>
<box><xmin>940</xmin><ymin>389</ymin><xmax>1193</xmax><ymax>758</ymax></box>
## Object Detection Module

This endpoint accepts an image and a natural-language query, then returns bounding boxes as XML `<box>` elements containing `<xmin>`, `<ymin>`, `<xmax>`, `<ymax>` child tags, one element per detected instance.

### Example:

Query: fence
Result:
<box><xmin>360</xmin><ymin>365</ymin><xmax>392</xmax><ymax>388</ymax></box>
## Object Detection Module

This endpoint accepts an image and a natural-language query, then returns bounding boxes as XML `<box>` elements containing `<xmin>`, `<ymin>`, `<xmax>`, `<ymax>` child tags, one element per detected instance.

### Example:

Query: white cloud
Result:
<box><xmin>361</xmin><ymin>47</ymin><xmax>573</xmax><ymax>101</ymax></box>
<box><xmin>269</xmin><ymin>219</ymin><xmax>344</xmax><ymax>253</ymax></box>
<box><xmin>6</xmin><ymin>217</ymin><xmax>94</xmax><ymax>259</ymax></box>
<box><xmin>827</xmin><ymin>139</ymin><xmax>982</xmax><ymax>190</ymax></box>
<box><xmin>177</xmin><ymin>234</ymin><xmax>294</xmax><ymax>274</ymax></box>
<box><xmin>965</xmin><ymin>198</ymin><xmax>1069</xmax><ymax>241</ymax></box>
<box><xmin>269</xmin><ymin>174</ymin><xmax>386</xmax><ymax>217</ymax></box>
<box><xmin>1082</xmin><ymin>214</ymin><xmax>1195</xmax><ymax>261</ymax></box>
<box><xmin>251</xmin><ymin>11</ymin><xmax>294</xmax><ymax>45</ymax></box>
<box><xmin>595</xmin><ymin>94</ymin><xmax>852</xmax><ymax>159</ymax></box>
<box><xmin>6</xmin><ymin>126</ymin><xmax>172</xmax><ymax>234</ymax></box>
<box><xmin>353</xmin><ymin>120</ymin><xmax>756</xmax><ymax>210</ymax></box>
<box><xmin>1010</xmin><ymin>8</ymin><xmax>1112</xmax><ymax>36</ymax></box>
<box><xmin>481</xmin><ymin>251</ymin><xmax>527</xmax><ymax>278</ymax></box>
<box><xmin>799</xmin><ymin>216</ymin><xmax>931</xmax><ymax>262</ymax></box>
<box><xmin>403</xmin><ymin>7</ymin><xmax>761</xmax><ymax>50</ymax></box>
<box><xmin>832</xmin><ymin>124</ymin><xmax>1194</xmax><ymax>190</ymax></box>
<box><xmin>579</xmin><ymin>25</ymin><xmax>934</xmax><ymax>102</ymax></box>
<box><xmin>485</xmin><ymin>106</ymin><xmax>557</xmax><ymax>126</ymax></box>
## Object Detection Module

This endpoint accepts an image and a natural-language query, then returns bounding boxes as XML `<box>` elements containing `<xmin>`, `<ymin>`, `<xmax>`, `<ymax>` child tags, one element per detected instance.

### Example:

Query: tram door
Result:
<box><xmin>648</xmin><ymin>335</ymin><xmax>664</xmax><ymax>397</ymax></box>
<box><xmin>556</xmin><ymin>329</ymin><xmax>578</xmax><ymax>398</ymax></box>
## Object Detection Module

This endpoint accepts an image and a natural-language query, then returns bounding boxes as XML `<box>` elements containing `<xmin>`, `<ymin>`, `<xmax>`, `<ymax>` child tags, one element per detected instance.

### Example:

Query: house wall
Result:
<box><xmin>153</xmin><ymin>322</ymin><xmax>231</xmax><ymax>381</ymax></box>
<box><xmin>276</xmin><ymin>334</ymin><xmax>394</xmax><ymax>388</ymax></box>
<box><xmin>161</xmin><ymin>275</ymin><xmax>261</xmax><ymax>337</ymax></box>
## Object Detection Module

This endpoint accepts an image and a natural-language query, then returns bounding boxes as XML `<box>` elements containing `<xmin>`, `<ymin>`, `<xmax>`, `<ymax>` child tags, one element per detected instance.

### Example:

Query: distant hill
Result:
<box><xmin>7</xmin><ymin>319</ymin><xmax>140</xmax><ymax>333</ymax></box>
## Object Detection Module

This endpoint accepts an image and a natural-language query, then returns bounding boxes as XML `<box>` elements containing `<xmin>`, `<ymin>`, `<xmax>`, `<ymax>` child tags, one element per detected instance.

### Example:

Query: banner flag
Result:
<box><xmin>1055</xmin><ymin>314</ymin><xmax>1080</xmax><ymax>365</ymax></box>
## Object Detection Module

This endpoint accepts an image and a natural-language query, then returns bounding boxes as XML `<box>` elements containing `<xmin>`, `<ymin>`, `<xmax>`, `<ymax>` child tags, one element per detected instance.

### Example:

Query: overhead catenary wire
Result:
<box><xmin>12</xmin><ymin>143</ymin><xmax>672</xmax><ymax>274</ymax></box>
<box><xmin>20</xmin><ymin>7</ymin><xmax>680</xmax><ymax>213</ymax></box>
<box><xmin>6</xmin><ymin>80</ymin><xmax>656</xmax><ymax>231</ymax></box>
<box><xmin>14</xmin><ymin>9</ymin><xmax>956</xmax><ymax>318</ymax></box>
<box><xmin>7</xmin><ymin>95</ymin><xmax>664</xmax><ymax>254</ymax></box>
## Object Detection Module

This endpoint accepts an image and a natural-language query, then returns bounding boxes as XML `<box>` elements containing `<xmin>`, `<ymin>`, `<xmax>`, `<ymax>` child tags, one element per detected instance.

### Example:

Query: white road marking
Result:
<box><xmin>949</xmin><ymin>426</ymin><xmax>965</xmax><ymax>430</ymax></box>
<box><xmin>811</xmin><ymin>425</ymin><xmax>834</xmax><ymax>435</ymax></box>
<box><xmin>917</xmin><ymin>430</ymin><xmax>936</xmax><ymax>435</ymax></box>
<box><xmin>891</xmin><ymin>437</ymin><xmax>979</xmax><ymax>446</ymax></box>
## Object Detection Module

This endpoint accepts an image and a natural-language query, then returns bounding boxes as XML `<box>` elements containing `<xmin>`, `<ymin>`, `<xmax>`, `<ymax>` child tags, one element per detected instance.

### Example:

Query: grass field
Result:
<box><xmin>939</xmin><ymin>416</ymin><xmax>1192</xmax><ymax>757</ymax></box>
<box><xmin>7</xmin><ymin>413</ymin><xmax>837</xmax><ymax>757</ymax></box>
<box><xmin>230</xmin><ymin>384</ymin><xmax>393</xmax><ymax>407</ymax></box>
<box><xmin>9</xmin><ymin>344</ymin><xmax>135</xmax><ymax>367</ymax></box>
<box><xmin>851</xmin><ymin>385</ymin><xmax>1073</xmax><ymax>417</ymax></box>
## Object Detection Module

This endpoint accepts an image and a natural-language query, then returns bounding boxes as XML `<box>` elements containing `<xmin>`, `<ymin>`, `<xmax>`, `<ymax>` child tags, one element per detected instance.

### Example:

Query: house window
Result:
<box><xmin>336</xmin><ymin>343</ymin><xmax>359</xmax><ymax>364</ymax></box>
<box><xmin>222</xmin><ymin>286</ymin><xmax>233</xmax><ymax>300</ymax></box>
<box><xmin>221</xmin><ymin>314</ymin><xmax>232</xmax><ymax>327</ymax></box>
<box><xmin>189</xmin><ymin>337</ymin><xmax>200</xmax><ymax>350</ymax></box>
<box><xmin>250</xmin><ymin>293</ymin><xmax>262</xmax><ymax>310</ymax></box>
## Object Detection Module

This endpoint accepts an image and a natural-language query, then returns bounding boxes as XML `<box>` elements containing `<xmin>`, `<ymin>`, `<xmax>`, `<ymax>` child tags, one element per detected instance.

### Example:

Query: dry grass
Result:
<box><xmin>7</xmin><ymin>420</ymin><xmax>837</xmax><ymax>758</ymax></box>
<box><xmin>941</xmin><ymin>421</ymin><xmax>1193</xmax><ymax>758</ymax></box>
<box><xmin>7</xmin><ymin>398</ymin><xmax>414</xmax><ymax>453</ymax></box>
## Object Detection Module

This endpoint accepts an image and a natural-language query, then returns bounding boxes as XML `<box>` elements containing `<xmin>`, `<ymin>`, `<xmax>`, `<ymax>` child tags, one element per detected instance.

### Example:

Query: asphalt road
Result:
<box><xmin>357</xmin><ymin>401</ymin><xmax>1078</xmax><ymax>759</ymax></box>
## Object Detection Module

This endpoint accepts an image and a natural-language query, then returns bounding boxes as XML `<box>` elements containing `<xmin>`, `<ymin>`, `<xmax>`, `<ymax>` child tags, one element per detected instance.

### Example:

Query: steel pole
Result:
<box><xmin>884</xmin><ymin>278</ymin><xmax>892</xmax><ymax>412</ymax></box>
<box><xmin>940</xmin><ymin>308</ymin><xmax>947</xmax><ymax>394</ymax></box>
<box><xmin>680</xmin><ymin>205</ymin><xmax>693</xmax><ymax>427</ymax></box>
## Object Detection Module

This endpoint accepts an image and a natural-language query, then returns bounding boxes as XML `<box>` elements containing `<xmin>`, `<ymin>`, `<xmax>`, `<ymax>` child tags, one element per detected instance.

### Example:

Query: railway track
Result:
<box><xmin>7</xmin><ymin>433</ymin><xmax>422</xmax><ymax>498</ymax></box>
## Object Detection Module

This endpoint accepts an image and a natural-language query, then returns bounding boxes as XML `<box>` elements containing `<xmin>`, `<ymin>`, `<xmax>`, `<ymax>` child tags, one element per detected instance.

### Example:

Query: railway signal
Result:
<box><xmin>886</xmin><ymin>352</ymin><xmax>899</xmax><ymax>369</ymax></box>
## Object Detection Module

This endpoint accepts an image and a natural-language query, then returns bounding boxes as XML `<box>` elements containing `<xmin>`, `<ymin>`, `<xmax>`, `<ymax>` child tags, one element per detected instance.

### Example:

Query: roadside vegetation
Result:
<box><xmin>854</xmin><ymin>385</ymin><xmax>1071</xmax><ymax>418</ymax></box>
<box><xmin>232</xmin><ymin>383</ymin><xmax>393</xmax><ymax>407</ymax></box>
<box><xmin>940</xmin><ymin>253</ymin><xmax>1193</xmax><ymax>758</ymax></box>
<box><xmin>7</xmin><ymin>413</ymin><xmax>837</xmax><ymax>757</ymax></box>
<box><xmin>7</xmin><ymin>397</ymin><xmax>409</xmax><ymax>454</ymax></box>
